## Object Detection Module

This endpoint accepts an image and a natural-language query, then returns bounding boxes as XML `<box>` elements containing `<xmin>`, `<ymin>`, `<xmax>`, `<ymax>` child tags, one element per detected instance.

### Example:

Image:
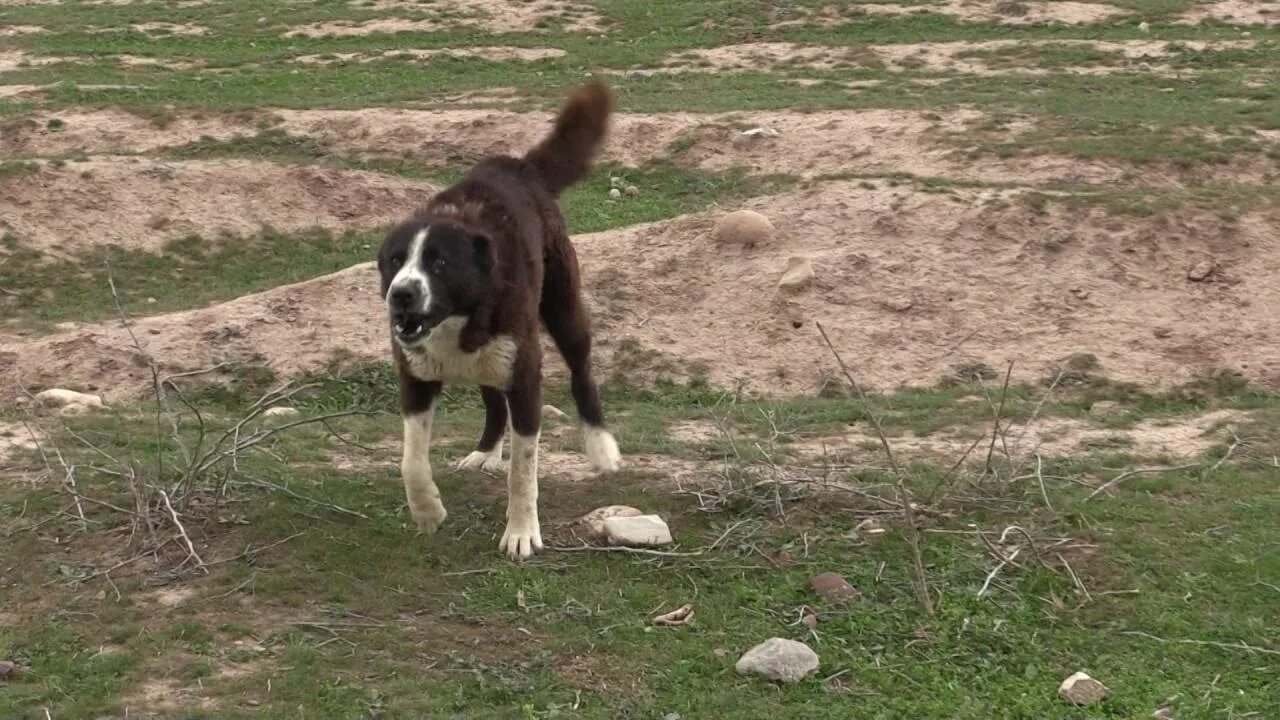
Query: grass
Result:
<box><xmin>1</xmin><ymin>370</ymin><xmax>1277</xmax><ymax>718</ymax></box>
<box><xmin>2</xmin><ymin>1</ymin><xmax>1279</xmax><ymax>718</ymax></box>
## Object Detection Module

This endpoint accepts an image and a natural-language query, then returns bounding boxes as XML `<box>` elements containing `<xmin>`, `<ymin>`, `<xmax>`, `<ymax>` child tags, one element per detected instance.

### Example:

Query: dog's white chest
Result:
<box><xmin>402</xmin><ymin>316</ymin><xmax>517</xmax><ymax>387</ymax></box>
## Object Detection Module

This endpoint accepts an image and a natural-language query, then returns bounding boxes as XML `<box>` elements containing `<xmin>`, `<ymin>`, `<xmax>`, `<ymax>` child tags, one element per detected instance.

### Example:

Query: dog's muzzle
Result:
<box><xmin>388</xmin><ymin>287</ymin><xmax>443</xmax><ymax>345</ymax></box>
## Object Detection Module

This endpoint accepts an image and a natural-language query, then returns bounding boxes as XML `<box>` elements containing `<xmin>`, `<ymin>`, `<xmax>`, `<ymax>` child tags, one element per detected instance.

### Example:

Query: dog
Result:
<box><xmin>376</xmin><ymin>80</ymin><xmax>621</xmax><ymax>559</ymax></box>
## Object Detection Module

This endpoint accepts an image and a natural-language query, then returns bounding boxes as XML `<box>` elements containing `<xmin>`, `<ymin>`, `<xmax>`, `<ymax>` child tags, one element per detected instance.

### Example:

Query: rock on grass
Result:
<box><xmin>735</xmin><ymin>638</ymin><xmax>819</xmax><ymax>683</ymax></box>
<box><xmin>1058</xmin><ymin>671</ymin><xmax>1109</xmax><ymax>706</ymax></box>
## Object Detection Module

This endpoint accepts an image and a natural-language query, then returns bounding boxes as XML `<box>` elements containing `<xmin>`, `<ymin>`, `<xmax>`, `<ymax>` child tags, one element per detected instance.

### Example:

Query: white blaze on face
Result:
<box><xmin>387</xmin><ymin>227</ymin><xmax>432</xmax><ymax>315</ymax></box>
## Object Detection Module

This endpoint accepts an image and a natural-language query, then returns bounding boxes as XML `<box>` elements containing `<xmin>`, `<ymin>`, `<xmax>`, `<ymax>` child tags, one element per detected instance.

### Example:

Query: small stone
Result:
<box><xmin>712</xmin><ymin>210</ymin><xmax>775</xmax><ymax>248</ymax></box>
<box><xmin>541</xmin><ymin>404</ymin><xmax>569</xmax><ymax>421</ymax></box>
<box><xmin>1187</xmin><ymin>260</ymin><xmax>1214</xmax><ymax>281</ymax></box>
<box><xmin>34</xmin><ymin>388</ymin><xmax>105</xmax><ymax>413</ymax></box>
<box><xmin>1088</xmin><ymin>400</ymin><xmax>1122</xmax><ymax>417</ymax></box>
<box><xmin>256</xmin><ymin>16</ymin><xmax>268</xmax><ymax>26</ymax></box>
<box><xmin>1138</xmin><ymin>21</ymin><xmax>1150</xmax><ymax>33</ymax></box>
<box><xmin>54</xmin><ymin>321</ymin><xmax>78</xmax><ymax>331</ymax></box>
<box><xmin>882</xmin><ymin>296</ymin><xmax>914</xmax><ymax>312</ymax></box>
<box><xmin>778</xmin><ymin>257</ymin><xmax>814</xmax><ymax>292</ymax></box>
<box><xmin>576</xmin><ymin>505</ymin><xmax>643</xmax><ymax>540</ymax></box>
<box><xmin>801</xmin><ymin>608</ymin><xmax>819</xmax><ymax>630</ymax></box>
<box><xmin>262</xmin><ymin>406</ymin><xmax>300</xmax><ymax>422</ymax></box>
<box><xmin>662</xmin><ymin>714</ymin><xmax>682</xmax><ymax>720</ymax></box>
<box><xmin>1070</xmin><ymin>287</ymin><xmax>1090</xmax><ymax>300</ymax></box>
<box><xmin>1058</xmin><ymin>672</ymin><xmax>1109</xmax><ymax>706</ymax></box>
<box><xmin>1153</xmin><ymin>327</ymin><xmax>1172</xmax><ymax>339</ymax></box>
<box><xmin>624</xmin><ymin>185</ymin><xmax>640</xmax><ymax>197</ymax></box>
<box><xmin>609</xmin><ymin>187</ymin><xmax>622</xmax><ymax>200</ymax></box>
<box><xmin>603</xmin><ymin>514</ymin><xmax>672</xmax><ymax>546</ymax></box>
<box><xmin>1152</xmin><ymin>708</ymin><xmax>1174</xmax><ymax>720</ymax></box>
<box><xmin>735</xmin><ymin>638</ymin><xmax>820</xmax><ymax>683</ymax></box>
<box><xmin>811</xmin><ymin>572</ymin><xmax>860</xmax><ymax>601</ymax></box>
<box><xmin>0</xmin><ymin>660</ymin><xmax>19</xmax><ymax>679</ymax></box>
<box><xmin>610</xmin><ymin>176</ymin><xmax>623</xmax><ymax>188</ymax></box>
<box><xmin>712</xmin><ymin>647</ymin><xmax>728</xmax><ymax>661</ymax></box>
<box><xmin>146</xmin><ymin>297</ymin><xmax>157</xmax><ymax>304</ymax></box>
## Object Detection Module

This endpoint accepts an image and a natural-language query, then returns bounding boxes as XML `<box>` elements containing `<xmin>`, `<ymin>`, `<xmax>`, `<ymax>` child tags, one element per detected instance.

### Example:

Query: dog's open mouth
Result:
<box><xmin>392</xmin><ymin>313</ymin><xmax>431</xmax><ymax>345</ymax></box>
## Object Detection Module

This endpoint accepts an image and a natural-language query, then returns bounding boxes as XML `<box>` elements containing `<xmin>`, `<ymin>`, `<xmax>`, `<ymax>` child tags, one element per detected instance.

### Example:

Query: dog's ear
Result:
<box><xmin>472</xmin><ymin>233</ymin><xmax>496</xmax><ymax>274</ymax></box>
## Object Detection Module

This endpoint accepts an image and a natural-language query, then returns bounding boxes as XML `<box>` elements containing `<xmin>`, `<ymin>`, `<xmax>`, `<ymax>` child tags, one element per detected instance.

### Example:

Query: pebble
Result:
<box><xmin>609</xmin><ymin>187</ymin><xmax>622</xmax><ymax>200</ymax></box>
<box><xmin>777</xmin><ymin>257</ymin><xmax>814</xmax><ymax>292</ymax></box>
<box><xmin>576</xmin><ymin>505</ymin><xmax>643</xmax><ymax>540</ymax></box>
<box><xmin>810</xmin><ymin>572</ymin><xmax>860</xmax><ymax>601</ymax></box>
<box><xmin>1187</xmin><ymin>260</ymin><xmax>1214</xmax><ymax>281</ymax></box>
<box><xmin>1058</xmin><ymin>672</ymin><xmax>1110</xmax><ymax>706</ymax></box>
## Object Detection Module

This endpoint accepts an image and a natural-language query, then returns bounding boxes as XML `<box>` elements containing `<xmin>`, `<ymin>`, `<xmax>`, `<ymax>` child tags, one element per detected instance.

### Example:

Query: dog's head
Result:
<box><xmin>377</xmin><ymin>219</ymin><xmax>497</xmax><ymax>349</ymax></box>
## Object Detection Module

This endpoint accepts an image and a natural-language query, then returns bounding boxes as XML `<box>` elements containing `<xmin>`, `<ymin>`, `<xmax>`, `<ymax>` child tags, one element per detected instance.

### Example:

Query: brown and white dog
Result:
<box><xmin>376</xmin><ymin>81</ymin><xmax>621</xmax><ymax>559</ymax></box>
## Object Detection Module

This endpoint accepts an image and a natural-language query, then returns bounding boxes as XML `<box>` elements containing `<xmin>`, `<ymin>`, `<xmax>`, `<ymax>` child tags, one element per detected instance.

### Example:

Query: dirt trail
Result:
<box><xmin>0</xmin><ymin>158</ymin><xmax>436</xmax><ymax>252</ymax></box>
<box><xmin>3</xmin><ymin>180</ymin><xmax>1276</xmax><ymax>400</ymax></box>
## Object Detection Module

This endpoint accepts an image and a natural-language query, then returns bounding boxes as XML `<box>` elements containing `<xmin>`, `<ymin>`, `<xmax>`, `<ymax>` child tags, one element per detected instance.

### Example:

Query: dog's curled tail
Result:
<box><xmin>525</xmin><ymin>79</ymin><xmax>612</xmax><ymax>196</ymax></box>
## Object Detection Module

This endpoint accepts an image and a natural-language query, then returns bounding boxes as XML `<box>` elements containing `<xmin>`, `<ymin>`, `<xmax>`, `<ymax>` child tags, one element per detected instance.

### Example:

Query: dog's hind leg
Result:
<box><xmin>540</xmin><ymin>239</ymin><xmax>621</xmax><ymax>474</ymax></box>
<box><xmin>457</xmin><ymin>385</ymin><xmax>508</xmax><ymax>473</ymax></box>
<box><xmin>399</xmin><ymin>377</ymin><xmax>447</xmax><ymax>534</ymax></box>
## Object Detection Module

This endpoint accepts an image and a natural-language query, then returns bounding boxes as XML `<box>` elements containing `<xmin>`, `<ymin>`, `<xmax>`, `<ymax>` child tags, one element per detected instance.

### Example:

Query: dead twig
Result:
<box><xmin>159</xmin><ymin>489</ymin><xmax>207</xmax><ymax>574</ymax></box>
<box><xmin>982</xmin><ymin>361</ymin><xmax>1014</xmax><ymax>477</ymax></box>
<box><xmin>1120</xmin><ymin>630</ymin><xmax>1280</xmax><ymax>657</ymax></box>
<box><xmin>1085</xmin><ymin>463</ymin><xmax>1201</xmax><ymax>501</ymax></box>
<box><xmin>816</xmin><ymin>321</ymin><xmax>933</xmax><ymax>616</ymax></box>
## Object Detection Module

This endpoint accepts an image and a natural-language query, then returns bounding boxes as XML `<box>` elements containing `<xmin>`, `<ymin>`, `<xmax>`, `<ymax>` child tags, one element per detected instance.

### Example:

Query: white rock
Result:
<box><xmin>740</xmin><ymin>126</ymin><xmax>780</xmax><ymax>138</ymax></box>
<box><xmin>777</xmin><ymin>257</ymin><xmax>814</xmax><ymax>293</ymax></box>
<box><xmin>609</xmin><ymin>187</ymin><xmax>622</xmax><ymax>200</ymax></box>
<box><xmin>1059</xmin><ymin>672</ymin><xmax>1110</xmax><ymax>706</ymax></box>
<box><xmin>735</xmin><ymin>638</ymin><xmax>819</xmax><ymax>683</ymax></box>
<box><xmin>603</xmin><ymin>514</ymin><xmax>672</xmax><ymax>546</ymax></box>
<box><xmin>624</xmin><ymin>185</ymin><xmax>640</xmax><ymax>197</ymax></box>
<box><xmin>262</xmin><ymin>406</ymin><xmax>301</xmax><ymax>422</ymax></box>
<box><xmin>576</xmin><ymin>505</ymin><xmax>643</xmax><ymax>540</ymax></box>
<box><xmin>34</xmin><ymin>389</ymin><xmax>104</xmax><ymax>413</ymax></box>
<box><xmin>1138</xmin><ymin>21</ymin><xmax>1150</xmax><ymax>33</ymax></box>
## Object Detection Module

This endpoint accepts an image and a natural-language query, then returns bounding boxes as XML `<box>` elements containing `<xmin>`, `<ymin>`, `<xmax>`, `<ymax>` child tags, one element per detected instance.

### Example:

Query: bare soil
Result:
<box><xmin>773</xmin><ymin>1</ymin><xmax>1126</xmax><ymax>27</ymax></box>
<box><xmin>1178</xmin><ymin>1</ymin><xmax>1280</xmax><ymax>25</ymax></box>
<box><xmin>285</xmin><ymin>1</ymin><xmax>603</xmax><ymax>36</ymax></box>
<box><xmin>661</xmin><ymin>40</ymin><xmax>1256</xmax><ymax>78</ymax></box>
<box><xmin>293</xmin><ymin>47</ymin><xmax>565</xmax><ymax>65</ymax></box>
<box><xmin>0</xmin><ymin>158</ymin><xmax>436</xmax><ymax>252</ymax></box>
<box><xmin>11</xmin><ymin>107</ymin><xmax>1270</xmax><ymax>189</ymax></box>
<box><xmin>2</xmin><ymin>180</ymin><xmax>1277</xmax><ymax>400</ymax></box>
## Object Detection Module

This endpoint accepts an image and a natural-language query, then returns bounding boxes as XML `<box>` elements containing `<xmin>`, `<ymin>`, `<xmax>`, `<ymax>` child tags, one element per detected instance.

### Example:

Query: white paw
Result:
<box><xmin>499</xmin><ymin>519</ymin><xmax>543</xmax><ymax>560</ymax></box>
<box><xmin>457</xmin><ymin>449</ymin><xmax>506</xmax><ymax>474</ymax></box>
<box><xmin>409</xmin><ymin>500</ymin><xmax>447</xmax><ymax>535</ymax></box>
<box><xmin>584</xmin><ymin>426</ymin><xmax>622</xmax><ymax>473</ymax></box>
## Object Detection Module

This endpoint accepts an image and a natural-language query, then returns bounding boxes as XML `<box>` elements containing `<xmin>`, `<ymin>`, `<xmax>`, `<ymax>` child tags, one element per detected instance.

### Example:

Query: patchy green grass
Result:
<box><xmin>1</xmin><ymin>372</ymin><xmax>1276</xmax><ymax>718</ymax></box>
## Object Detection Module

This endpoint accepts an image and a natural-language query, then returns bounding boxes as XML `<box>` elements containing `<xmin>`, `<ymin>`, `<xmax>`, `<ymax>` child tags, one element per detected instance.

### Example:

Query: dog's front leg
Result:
<box><xmin>400</xmin><ymin>380</ymin><xmax>447</xmax><ymax>534</ymax></box>
<box><xmin>500</xmin><ymin>370</ymin><xmax>543</xmax><ymax>560</ymax></box>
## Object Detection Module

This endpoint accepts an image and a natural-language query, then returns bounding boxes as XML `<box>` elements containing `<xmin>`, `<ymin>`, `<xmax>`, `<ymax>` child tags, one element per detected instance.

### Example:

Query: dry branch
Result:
<box><xmin>816</xmin><ymin>321</ymin><xmax>933</xmax><ymax>616</ymax></box>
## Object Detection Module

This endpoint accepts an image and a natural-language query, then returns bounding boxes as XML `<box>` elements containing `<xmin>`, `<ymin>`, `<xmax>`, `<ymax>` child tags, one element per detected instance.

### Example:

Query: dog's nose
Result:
<box><xmin>389</xmin><ymin>287</ymin><xmax>418</xmax><ymax>311</ymax></box>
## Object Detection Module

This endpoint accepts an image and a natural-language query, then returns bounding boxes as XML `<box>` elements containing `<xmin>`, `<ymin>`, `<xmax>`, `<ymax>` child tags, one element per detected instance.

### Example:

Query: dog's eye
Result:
<box><xmin>389</xmin><ymin>255</ymin><xmax>404</xmax><ymax>270</ymax></box>
<box><xmin>432</xmin><ymin>259</ymin><xmax>446</xmax><ymax>274</ymax></box>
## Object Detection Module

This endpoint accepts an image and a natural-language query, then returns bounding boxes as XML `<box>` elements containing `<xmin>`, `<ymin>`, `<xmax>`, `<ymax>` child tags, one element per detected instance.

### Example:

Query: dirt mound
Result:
<box><xmin>3</xmin><ymin>180</ymin><xmax>1277</xmax><ymax>400</ymax></box>
<box><xmin>0</xmin><ymin>158</ymin><xmax>435</xmax><ymax>252</ymax></box>
<box><xmin>774</xmin><ymin>1</ymin><xmax>1126</xmax><ymax>27</ymax></box>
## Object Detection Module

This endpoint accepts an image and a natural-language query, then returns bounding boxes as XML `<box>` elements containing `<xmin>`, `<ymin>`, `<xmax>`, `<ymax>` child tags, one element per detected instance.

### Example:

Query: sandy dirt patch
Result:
<box><xmin>86</xmin><ymin>22</ymin><xmax>208</xmax><ymax>36</ymax></box>
<box><xmin>287</xmin><ymin>1</ymin><xmax>602</xmax><ymax>36</ymax></box>
<box><xmin>0</xmin><ymin>420</ymin><xmax>40</xmax><ymax>465</ymax></box>
<box><xmin>796</xmin><ymin>409</ymin><xmax>1249</xmax><ymax>465</ymax></box>
<box><xmin>0</xmin><ymin>50</ymin><xmax>78</xmax><ymax>71</ymax></box>
<box><xmin>0</xmin><ymin>158</ymin><xmax>435</xmax><ymax>253</ymax></box>
<box><xmin>0</xmin><ymin>24</ymin><xmax>45</xmax><ymax>36</ymax></box>
<box><xmin>1178</xmin><ymin>1</ymin><xmax>1280</xmax><ymax>25</ymax></box>
<box><xmin>7</xmin><ymin>106</ymin><xmax>1269</xmax><ymax>188</ymax></box>
<box><xmin>775</xmin><ymin>1</ymin><xmax>1126</xmax><ymax>27</ymax></box>
<box><xmin>2</xmin><ymin>180</ymin><xmax>1276</xmax><ymax>400</ymax></box>
<box><xmin>0</xmin><ymin>84</ymin><xmax>44</xmax><ymax>98</ymax></box>
<box><xmin>661</xmin><ymin>40</ymin><xmax>1256</xmax><ymax>77</ymax></box>
<box><xmin>294</xmin><ymin>46</ymin><xmax>565</xmax><ymax>65</ymax></box>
